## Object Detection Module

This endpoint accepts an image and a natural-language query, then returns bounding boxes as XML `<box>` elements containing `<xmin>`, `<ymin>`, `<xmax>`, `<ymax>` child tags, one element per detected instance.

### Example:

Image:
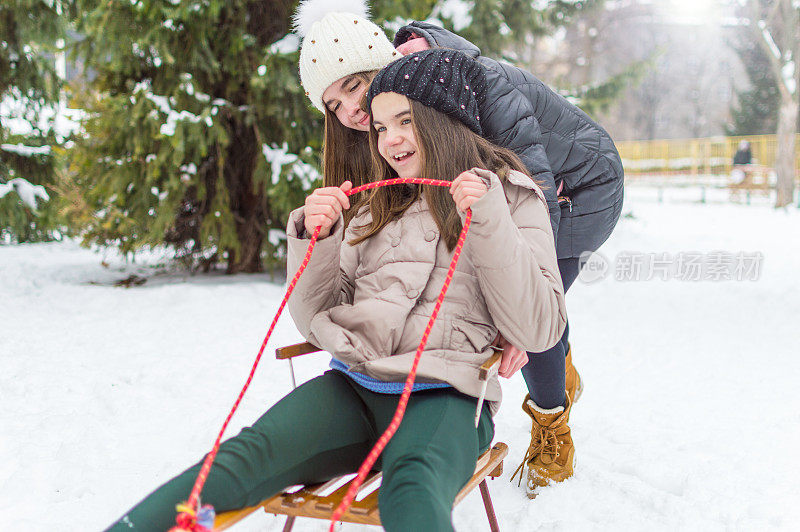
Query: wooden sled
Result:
<box><xmin>214</xmin><ymin>341</ymin><xmax>507</xmax><ymax>531</ymax></box>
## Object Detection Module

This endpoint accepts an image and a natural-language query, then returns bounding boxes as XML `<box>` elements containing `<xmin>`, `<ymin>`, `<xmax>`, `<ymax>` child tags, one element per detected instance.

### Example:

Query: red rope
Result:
<box><xmin>171</xmin><ymin>177</ymin><xmax>469</xmax><ymax>531</ymax></box>
<box><xmin>348</xmin><ymin>176</ymin><xmax>452</xmax><ymax>195</ymax></box>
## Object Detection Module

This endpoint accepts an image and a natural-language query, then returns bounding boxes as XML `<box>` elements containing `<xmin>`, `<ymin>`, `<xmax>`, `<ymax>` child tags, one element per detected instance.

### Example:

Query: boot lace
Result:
<box><xmin>510</xmin><ymin>423</ymin><xmax>559</xmax><ymax>486</ymax></box>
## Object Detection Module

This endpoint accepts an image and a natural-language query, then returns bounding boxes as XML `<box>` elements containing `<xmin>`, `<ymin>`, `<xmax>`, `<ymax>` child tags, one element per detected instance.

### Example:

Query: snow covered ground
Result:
<box><xmin>2</xmin><ymin>187</ymin><xmax>799</xmax><ymax>531</ymax></box>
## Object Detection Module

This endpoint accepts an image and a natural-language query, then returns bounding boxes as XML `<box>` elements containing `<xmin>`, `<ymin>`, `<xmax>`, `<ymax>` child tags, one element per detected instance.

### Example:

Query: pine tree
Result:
<box><xmin>726</xmin><ymin>25</ymin><xmax>800</xmax><ymax>136</ymax></box>
<box><xmin>64</xmin><ymin>0</ymin><xmax>324</xmax><ymax>272</ymax></box>
<box><xmin>371</xmin><ymin>0</ymin><xmax>437</xmax><ymax>23</ymax></box>
<box><xmin>0</xmin><ymin>0</ymin><xmax>66</xmax><ymax>243</ymax></box>
<box><xmin>727</xmin><ymin>26</ymin><xmax>780</xmax><ymax>135</ymax></box>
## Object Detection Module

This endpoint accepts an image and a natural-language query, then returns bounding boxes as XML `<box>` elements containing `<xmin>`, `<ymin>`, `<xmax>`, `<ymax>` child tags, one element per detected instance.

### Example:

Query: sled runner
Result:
<box><xmin>213</xmin><ymin>341</ymin><xmax>508</xmax><ymax>532</ymax></box>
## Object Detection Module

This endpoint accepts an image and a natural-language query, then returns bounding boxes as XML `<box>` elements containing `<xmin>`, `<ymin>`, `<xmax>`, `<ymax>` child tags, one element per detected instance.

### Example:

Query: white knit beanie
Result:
<box><xmin>294</xmin><ymin>0</ymin><xmax>398</xmax><ymax>113</ymax></box>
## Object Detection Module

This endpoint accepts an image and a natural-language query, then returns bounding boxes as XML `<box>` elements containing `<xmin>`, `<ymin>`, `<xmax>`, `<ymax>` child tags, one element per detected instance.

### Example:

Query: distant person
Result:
<box><xmin>733</xmin><ymin>140</ymin><xmax>752</xmax><ymax>166</ymax></box>
<box><xmin>731</xmin><ymin>140</ymin><xmax>752</xmax><ymax>184</ymax></box>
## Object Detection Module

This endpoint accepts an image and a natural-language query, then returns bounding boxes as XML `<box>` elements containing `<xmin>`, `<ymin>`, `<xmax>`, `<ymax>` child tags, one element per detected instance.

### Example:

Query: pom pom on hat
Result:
<box><xmin>293</xmin><ymin>0</ymin><xmax>370</xmax><ymax>37</ymax></box>
<box><xmin>295</xmin><ymin>0</ymin><xmax>398</xmax><ymax>113</ymax></box>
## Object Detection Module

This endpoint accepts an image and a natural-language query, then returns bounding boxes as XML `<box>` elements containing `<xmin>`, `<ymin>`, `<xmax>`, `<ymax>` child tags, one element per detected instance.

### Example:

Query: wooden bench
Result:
<box><xmin>213</xmin><ymin>342</ymin><xmax>507</xmax><ymax>531</ymax></box>
<box><xmin>729</xmin><ymin>164</ymin><xmax>773</xmax><ymax>203</ymax></box>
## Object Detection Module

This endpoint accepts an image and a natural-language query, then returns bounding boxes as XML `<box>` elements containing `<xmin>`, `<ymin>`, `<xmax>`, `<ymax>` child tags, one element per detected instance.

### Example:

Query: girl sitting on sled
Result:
<box><xmin>107</xmin><ymin>49</ymin><xmax>565</xmax><ymax>532</ymax></box>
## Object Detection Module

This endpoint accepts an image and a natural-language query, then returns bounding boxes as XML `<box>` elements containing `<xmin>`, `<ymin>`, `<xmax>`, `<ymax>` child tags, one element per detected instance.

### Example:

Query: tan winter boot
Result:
<box><xmin>511</xmin><ymin>394</ymin><xmax>575</xmax><ymax>498</ymax></box>
<box><xmin>565</xmin><ymin>344</ymin><xmax>583</xmax><ymax>403</ymax></box>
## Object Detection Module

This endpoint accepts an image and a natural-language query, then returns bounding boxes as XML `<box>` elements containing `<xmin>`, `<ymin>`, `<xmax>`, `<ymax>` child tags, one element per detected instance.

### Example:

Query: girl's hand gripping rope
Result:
<box><xmin>303</xmin><ymin>180</ymin><xmax>352</xmax><ymax>238</ymax></box>
<box><xmin>450</xmin><ymin>170</ymin><xmax>489</xmax><ymax>212</ymax></box>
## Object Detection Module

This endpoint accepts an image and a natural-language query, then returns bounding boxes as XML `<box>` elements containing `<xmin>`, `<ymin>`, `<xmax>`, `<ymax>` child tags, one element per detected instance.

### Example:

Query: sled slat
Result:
<box><xmin>275</xmin><ymin>341</ymin><xmax>321</xmax><ymax>360</ymax></box>
<box><xmin>454</xmin><ymin>443</ymin><xmax>508</xmax><ymax>506</ymax></box>
<box><xmin>479</xmin><ymin>349</ymin><xmax>503</xmax><ymax>380</ymax></box>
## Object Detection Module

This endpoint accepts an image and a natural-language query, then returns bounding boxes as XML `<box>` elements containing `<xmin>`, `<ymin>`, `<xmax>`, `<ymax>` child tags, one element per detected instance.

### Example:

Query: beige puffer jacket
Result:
<box><xmin>286</xmin><ymin>168</ymin><xmax>566</xmax><ymax>413</ymax></box>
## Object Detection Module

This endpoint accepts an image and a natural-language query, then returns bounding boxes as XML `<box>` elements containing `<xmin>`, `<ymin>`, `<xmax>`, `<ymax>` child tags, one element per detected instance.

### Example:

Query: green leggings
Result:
<box><xmin>107</xmin><ymin>371</ymin><xmax>494</xmax><ymax>531</ymax></box>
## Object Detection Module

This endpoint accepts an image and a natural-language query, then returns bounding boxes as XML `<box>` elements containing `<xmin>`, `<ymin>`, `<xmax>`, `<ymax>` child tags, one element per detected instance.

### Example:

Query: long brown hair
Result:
<box><xmin>351</xmin><ymin>97</ymin><xmax>530</xmax><ymax>250</ymax></box>
<box><xmin>322</xmin><ymin>71</ymin><xmax>377</xmax><ymax>226</ymax></box>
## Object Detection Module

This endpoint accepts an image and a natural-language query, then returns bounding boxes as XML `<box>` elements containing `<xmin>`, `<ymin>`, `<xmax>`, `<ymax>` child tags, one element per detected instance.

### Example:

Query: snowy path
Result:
<box><xmin>2</xmin><ymin>189</ymin><xmax>799</xmax><ymax>531</ymax></box>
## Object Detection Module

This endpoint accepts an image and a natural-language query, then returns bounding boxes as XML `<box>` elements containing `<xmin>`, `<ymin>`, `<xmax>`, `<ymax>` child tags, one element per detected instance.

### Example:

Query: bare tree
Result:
<box><xmin>747</xmin><ymin>0</ymin><xmax>799</xmax><ymax>207</ymax></box>
<box><xmin>519</xmin><ymin>0</ymin><xmax>744</xmax><ymax>141</ymax></box>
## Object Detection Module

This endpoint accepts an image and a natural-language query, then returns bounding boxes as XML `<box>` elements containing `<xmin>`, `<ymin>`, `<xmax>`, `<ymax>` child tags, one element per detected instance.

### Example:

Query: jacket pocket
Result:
<box><xmin>450</xmin><ymin>317</ymin><xmax>496</xmax><ymax>354</ymax></box>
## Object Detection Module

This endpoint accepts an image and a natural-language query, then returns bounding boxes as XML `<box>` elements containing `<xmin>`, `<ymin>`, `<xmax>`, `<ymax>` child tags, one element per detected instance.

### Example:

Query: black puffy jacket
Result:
<box><xmin>395</xmin><ymin>22</ymin><xmax>624</xmax><ymax>259</ymax></box>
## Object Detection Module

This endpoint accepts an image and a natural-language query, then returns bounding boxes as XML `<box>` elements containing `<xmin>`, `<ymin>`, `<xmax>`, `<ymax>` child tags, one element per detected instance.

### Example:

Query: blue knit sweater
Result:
<box><xmin>329</xmin><ymin>358</ymin><xmax>451</xmax><ymax>394</ymax></box>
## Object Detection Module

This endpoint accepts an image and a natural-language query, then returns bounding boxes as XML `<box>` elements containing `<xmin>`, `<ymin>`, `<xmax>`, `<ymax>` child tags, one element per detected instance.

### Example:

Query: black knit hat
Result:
<box><xmin>366</xmin><ymin>49</ymin><xmax>487</xmax><ymax>135</ymax></box>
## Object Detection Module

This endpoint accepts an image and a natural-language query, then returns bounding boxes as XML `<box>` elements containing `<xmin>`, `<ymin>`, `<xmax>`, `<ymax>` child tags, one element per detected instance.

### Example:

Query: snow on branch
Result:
<box><xmin>1</xmin><ymin>96</ymin><xmax>82</xmax><ymax>140</ymax></box>
<box><xmin>757</xmin><ymin>20</ymin><xmax>782</xmax><ymax>61</ymax></box>
<box><xmin>0</xmin><ymin>178</ymin><xmax>50</xmax><ymax>209</ymax></box>
<box><xmin>432</xmin><ymin>0</ymin><xmax>473</xmax><ymax>31</ymax></box>
<box><xmin>783</xmin><ymin>58</ymin><xmax>797</xmax><ymax>95</ymax></box>
<box><xmin>270</xmin><ymin>34</ymin><xmax>301</xmax><ymax>55</ymax></box>
<box><xmin>179</xmin><ymin>73</ymin><xmax>211</xmax><ymax>103</ymax></box>
<box><xmin>132</xmin><ymin>81</ymin><xmax>212</xmax><ymax>136</ymax></box>
<box><xmin>1</xmin><ymin>143</ymin><xmax>52</xmax><ymax>156</ymax></box>
<box><xmin>756</xmin><ymin>19</ymin><xmax>796</xmax><ymax>95</ymax></box>
<box><xmin>262</xmin><ymin>143</ymin><xmax>320</xmax><ymax>190</ymax></box>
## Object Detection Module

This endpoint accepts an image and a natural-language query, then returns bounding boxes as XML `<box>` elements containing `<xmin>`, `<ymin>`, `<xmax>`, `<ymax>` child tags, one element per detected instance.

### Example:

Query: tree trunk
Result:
<box><xmin>774</xmin><ymin>94</ymin><xmax>798</xmax><ymax>208</ymax></box>
<box><xmin>222</xmin><ymin>115</ymin><xmax>265</xmax><ymax>274</ymax></box>
<box><xmin>214</xmin><ymin>0</ymin><xmax>292</xmax><ymax>274</ymax></box>
<box><xmin>748</xmin><ymin>0</ymin><xmax>799</xmax><ymax>207</ymax></box>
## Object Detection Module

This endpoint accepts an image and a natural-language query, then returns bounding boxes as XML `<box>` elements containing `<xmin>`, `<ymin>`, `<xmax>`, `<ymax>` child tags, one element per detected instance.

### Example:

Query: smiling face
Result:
<box><xmin>322</xmin><ymin>74</ymin><xmax>371</xmax><ymax>132</ymax></box>
<box><xmin>370</xmin><ymin>92</ymin><xmax>421</xmax><ymax>179</ymax></box>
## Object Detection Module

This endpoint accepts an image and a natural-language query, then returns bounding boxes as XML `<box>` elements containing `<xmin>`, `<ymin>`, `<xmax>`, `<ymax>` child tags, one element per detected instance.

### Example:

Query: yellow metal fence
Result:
<box><xmin>617</xmin><ymin>134</ymin><xmax>800</xmax><ymax>179</ymax></box>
